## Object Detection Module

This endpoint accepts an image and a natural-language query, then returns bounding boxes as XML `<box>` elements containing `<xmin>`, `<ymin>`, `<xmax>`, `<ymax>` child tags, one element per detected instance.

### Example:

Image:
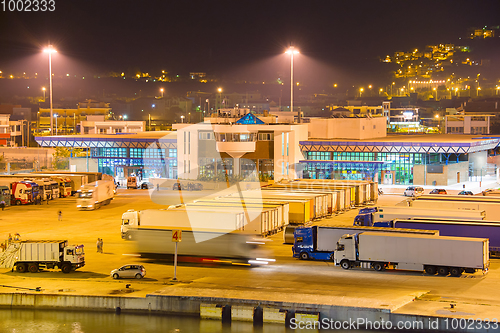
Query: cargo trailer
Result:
<box><xmin>334</xmin><ymin>232</ymin><xmax>489</xmax><ymax>276</ymax></box>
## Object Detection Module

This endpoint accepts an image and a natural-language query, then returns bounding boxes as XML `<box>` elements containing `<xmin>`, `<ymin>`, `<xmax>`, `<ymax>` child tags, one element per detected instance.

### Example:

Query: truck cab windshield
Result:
<box><xmin>79</xmin><ymin>192</ymin><xmax>92</xmax><ymax>198</ymax></box>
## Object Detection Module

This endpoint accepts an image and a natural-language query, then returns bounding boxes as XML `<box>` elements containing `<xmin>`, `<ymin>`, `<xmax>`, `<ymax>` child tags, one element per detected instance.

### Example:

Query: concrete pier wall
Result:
<box><xmin>0</xmin><ymin>293</ymin><xmax>493</xmax><ymax>332</ymax></box>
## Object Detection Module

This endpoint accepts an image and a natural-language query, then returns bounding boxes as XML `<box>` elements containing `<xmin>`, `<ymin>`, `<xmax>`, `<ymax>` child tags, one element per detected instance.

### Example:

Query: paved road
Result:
<box><xmin>0</xmin><ymin>190</ymin><xmax>498</xmax><ymax>318</ymax></box>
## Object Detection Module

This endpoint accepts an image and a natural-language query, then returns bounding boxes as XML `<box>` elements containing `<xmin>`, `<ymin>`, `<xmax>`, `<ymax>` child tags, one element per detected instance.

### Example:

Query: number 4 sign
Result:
<box><xmin>172</xmin><ymin>230</ymin><xmax>182</xmax><ymax>242</ymax></box>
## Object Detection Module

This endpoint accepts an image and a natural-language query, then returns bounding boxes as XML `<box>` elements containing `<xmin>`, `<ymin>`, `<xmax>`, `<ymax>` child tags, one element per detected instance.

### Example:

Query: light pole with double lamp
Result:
<box><xmin>43</xmin><ymin>45</ymin><xmax>57</xmax><ymax>134</ymax></box>
<box><xmin>285</xmin><ymin>46</ymin><xmax>299</xmax><ymax>121</ymax></box>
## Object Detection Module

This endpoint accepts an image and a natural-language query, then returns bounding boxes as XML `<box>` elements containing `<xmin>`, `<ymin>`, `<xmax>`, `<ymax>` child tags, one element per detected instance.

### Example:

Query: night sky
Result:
<box><xmin>1</xmin><ymin>0</ymin><xmax>499</xmax><ymax>80</ymax></box>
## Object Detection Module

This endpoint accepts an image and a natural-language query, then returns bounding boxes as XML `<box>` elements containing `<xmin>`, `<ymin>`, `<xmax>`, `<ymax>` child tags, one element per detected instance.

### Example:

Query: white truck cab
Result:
<box><xmin>334</xmin><ymin>234</ymin><xmax>357</xmax><ymax>268</ymax></box>
<box><xmin>121</xmin><ymin>210</ymin><xmax>139</xmax><ymax>239</ymax></box>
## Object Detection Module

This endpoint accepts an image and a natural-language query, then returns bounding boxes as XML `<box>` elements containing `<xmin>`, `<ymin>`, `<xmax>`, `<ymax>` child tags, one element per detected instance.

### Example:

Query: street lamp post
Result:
<box><xmin>217</xmin><ymin>88</ymin><xmax>222</xmax><ymax>111</ymax></box>
<box><xmin>180</xmin><ymin>115</ymin><xmax>185</xmax><ymax>123</ymax></box>
<box><xmin>43</xmin><ymin>45</ymin><xmax>57</xmax><ymax>134</ymax></box>
<box><xmin>285</xmin><ymin>46</ymin><xmax>299</xmax><ymax>122</ymax></box>
<box><xmin>42</xmin><ymin>87</ymin><xmax>46</xmax><ymax>101</ymax></box>
<box><xmin>433</xmin><ymin>87</ymin><xmax>437</xmax><ymax>100</ymax></box>
<box><xmin>359</xmin><ymin>88</ymin><xmax>364</xmax><ymax>98</ymax></box>
<box><xmin>54</xmin><ymin>114</ymin><xmax>58</xmax><ymax>135</ymax></box>
<box><xmin>160</xmin><ymin>88</ymin><xmax>164</xmax><ymax>98</ymax></box>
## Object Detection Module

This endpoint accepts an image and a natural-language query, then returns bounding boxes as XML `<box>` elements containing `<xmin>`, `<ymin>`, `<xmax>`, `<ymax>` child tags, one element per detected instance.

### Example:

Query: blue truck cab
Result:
<box><xmin>292</xmin><ymin>226</ymin><xmax>337</xmax><ymax>261</ymax></box>
<box><xmin>353</xmin><ymin>207</ymin><xmax>392</xmax><ymax>227</ymax></box>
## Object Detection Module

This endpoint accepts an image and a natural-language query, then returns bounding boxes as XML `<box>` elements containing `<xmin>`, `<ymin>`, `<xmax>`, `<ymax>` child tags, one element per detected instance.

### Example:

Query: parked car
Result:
<box><xmin>403</xmin><ymin>186</ymin><xmax>424</xmax><ymax>197</ymax></box>
<box><xmin>458</xmin><ymin>190</ymin><xmax>473</xmax><ymax>195</ymax></box>
<box><xmin>187</xmin><ymin>182</ymin><xmax>203</xmax><ymax>191</ymax></box>
<box><xmin>110</xmin><ymin>264</ymin><xmax>146</xmax><ymax>279</ymax></box>
<box><xmin>173</xmin><ymin>182</ymin><xmax>184</xmax><ymax>190</ymax></box>
<box><xmin>429</xmin><ymin>188</ymin><xmax>447</xmax><ymax>194</ymax></box>
<box><xmin>140</xmin><ymin>182</ymin><xmax>152</xmax><ymax>189</ymax></box>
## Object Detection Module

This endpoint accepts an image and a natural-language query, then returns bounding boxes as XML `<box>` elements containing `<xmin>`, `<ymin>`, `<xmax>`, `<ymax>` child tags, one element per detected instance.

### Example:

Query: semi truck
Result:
<box><xmin>334</xmin><ymin>232</ymin><xmax>489</xmax><ymax>277</ymax></box>
<box><xmin>353</xmin><ymin>206</ymin><xmax>485</xmax><ymax>226</ymax></box>
<box><xmin>0</xmin><ymin>180</ymin><xmax>36</xmax><ymax>205</ymax></box>
<box><xmin>77</xmin><ymin>180</ymin><xmax>114</xmax><ymax>210</ymax></box>
<box><xmin>377</xmin><ymin>218</ymin><xmax>500</xmax><ymax>256</ymax></box>
<box><xmin>292</xmin><ymin>225</ymin><xmax>439</xmax><ymax>260</ymax></box>
<box><xmin>126</xmin><ymin>226</ymin><xmax>271</xmax><ymax>265</ymax></box>
<box><xmin>0</xmin><ymin>185</ymin><xmax>10</xmax><ymax>207</ymax></box>
<box><xmin>0</xmin><ymin>240</ymin><xmax>85</xmax><ymax>273</ymax></box>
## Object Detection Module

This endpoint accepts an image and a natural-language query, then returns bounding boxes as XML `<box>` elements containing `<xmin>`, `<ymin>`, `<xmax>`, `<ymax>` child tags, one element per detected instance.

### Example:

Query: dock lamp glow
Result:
<box><xmin>43</xmin><ymin>45</ymin><xmax>57</xmax><ymax>134</ymax></box>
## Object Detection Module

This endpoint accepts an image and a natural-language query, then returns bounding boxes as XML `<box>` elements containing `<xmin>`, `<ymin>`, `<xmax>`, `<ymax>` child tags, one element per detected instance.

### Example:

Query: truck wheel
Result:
<box><xmin>424</xmin><ymin>266</ymin><xmax>437</xmax><ymax>275</ymax></box>
<box><xmin>299</xmin><ymin>252</ymin><xmax>309</xmax><ymax>260</ymax></box>
<box><xmin>373</xmin><ymin>262</ymin><xmax>385</xmax><ymax>271</ymax></box>
<box><xmin>16</xmin><ymin>263</ymin><xmax>27</xmax><ymax>273</ymax></box>
<box><xmin>437</xmin><ymin>266</ymin><xmax>449</xmax><ymax>276</ymax></box>
<box><xmin>340</xmin><ymin>260</ymin><xmax>351</xmax><ymax>270</ymax></box>
<box><xmin>28</xmin><ymin>263</ymin><xmax>39</xmax><ymax>273</ymax></box>
<box><xmin>135</xmin><ymin>273</ymin><xmax>143</xmax><ymax>279</ymax></box>
<box><xmin>15</xmin><ymin>200</ymin><xmax>21</xmax><ymax>206</ymax></box>
<box><xmin>113</xmin><ymin>273</ymin><xmax>119</xmax><ymax>279</ymax></box>
<box><xmin>450</xmin><ymin>267</ymin><xmax>462</xmax><ymax>277</ymax></box>
<box><xmin>61</xmin><ymin>264</ymin><xmax>72</xmax><ymax>274</ymax></box>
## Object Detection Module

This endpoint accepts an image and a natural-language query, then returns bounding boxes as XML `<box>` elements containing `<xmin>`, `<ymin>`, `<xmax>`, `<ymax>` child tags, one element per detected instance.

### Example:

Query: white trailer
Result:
<box><xmin>77</xmin><ymin>180</ymin><xmax>114</xmax><ymax>210</ymax></box>
<box><xmin>0</xmin><ymin>240</ymin><xmax>85</xmax><ymax>273</ymax></box>
<box><xmin>121</xmin><ymin>209</ymin><xmax>246</xmax><ymax>239</ymax></box>
<box><xmin>354</xmin><ymin>206</ymin><xmax>485</xmax><ymax>226</ymax></box>
<box><xmin>334</xmin><ymin>232</ymin><xmax>489</xmax><ymax>277</ymax></box>
<box><xmin>408</xmin><ymin>198</ymin><xmax>500</xmax><ymax>220</ymax></box>
<box><xmin>168</xmin><ymin>203</ymin><xmax>278</xmax><ymax>236</ymax></box>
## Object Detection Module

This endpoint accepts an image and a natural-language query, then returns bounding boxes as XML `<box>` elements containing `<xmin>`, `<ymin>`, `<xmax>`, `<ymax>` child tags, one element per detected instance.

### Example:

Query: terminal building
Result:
<box><xmin>35</xmin><ymin>108</ymin><xmax>500</xmax><ymax>186</ymax></box>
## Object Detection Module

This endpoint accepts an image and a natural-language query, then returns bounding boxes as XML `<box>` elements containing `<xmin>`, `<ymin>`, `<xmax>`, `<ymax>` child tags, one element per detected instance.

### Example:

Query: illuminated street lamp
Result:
<box><xmin>54</xmin><ymin>114</ymin><xmax>58</xmax><ymax>135</ymax></box>
<box><xmin>160</xmin><ymin>88</ymin><xmax>164</xmax><ymax>98</ymax></box>
<box><xmin>379</xmin><ymin>88</ymin><xmax>383</xmax><ymax>96</ymax></box>
<box><xmin>180</xmin><ymin>115</ymin><xmax>185</xmax><ymax>123</ymax></box>
<box><xmin>217</xmin><ymin>87</ymin><xmax>222</xmax><ymax>110</ymax></box>
<box><xmin>43</xmin><ymin>45</ymin><xmax>57</xmax><ymax>134</ymax></box>
<box><xmin>359</xmin><ymin>88</ymin><xmax>364</xmax><ymax>97</ymax></box>
<box><xmin>391</xmin><ymin>82</ymin><xmax>395</xmax><ymax>96</ymax></box>
<box><xmin>285</xmin><ymin>46</ymin><xmax>299</xmax><ymax>121</ymax></box>
<box><xmin>433</xmin><ymin>87</ymin><xmax>437</xmax><ymax>100</ymax></box>
<box><xmin>496</xmin><ymin>86</ymin><xmax>499</xmax><ymax>96</ymax></box>
<box><xmin>42</xmin><ymin>87</ymin><xmax>46</xmax><ymax>101</ymax></box>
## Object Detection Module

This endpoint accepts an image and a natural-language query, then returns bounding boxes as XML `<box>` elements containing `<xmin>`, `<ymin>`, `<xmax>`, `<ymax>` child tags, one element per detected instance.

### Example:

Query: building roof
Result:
<box><xmin>35</xmin><ymin>131</ymin><xmax>177</xmax><ymax>149</ymax></box>
<box><xmin>300</xmin><ymin>134</ymin><xmax>499</xmax><ymax>154</ymax></box>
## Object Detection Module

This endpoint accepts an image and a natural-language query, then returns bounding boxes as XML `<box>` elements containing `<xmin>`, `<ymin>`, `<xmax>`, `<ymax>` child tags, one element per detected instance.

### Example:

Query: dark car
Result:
<box><xmin>429</xmin><ymin>188</ymin><xmax>447</xmax><ymax>194</ymax></box>
<box><xmin>458</xmin><ymin>190</ymin><xmax>473</xmax><ymax>195</ymax></box>
<box><xmin>140</xmin><ymin>182</ymin><xmax>152</xmax><ymax>189</ymax></box>
<box><xmin>173</xmin><ymin>182</ymin><xmax>184</xmax><ymax>190</ymax></box>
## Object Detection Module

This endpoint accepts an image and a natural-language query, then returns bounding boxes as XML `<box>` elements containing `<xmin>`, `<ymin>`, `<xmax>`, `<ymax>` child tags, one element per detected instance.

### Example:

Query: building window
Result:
<box><xmin>286</xmin><ymin>132</ymin><xmax>289</xmax><ymax>156</ymax></box>
<box><xmin>258</xmin><ymin>133</ymin><xmax>274</xmax><ymax>141</ymax></box>
<box><xmin>99</xmin><ymin>128</ymin><xmax>106</xmax><ymax>134</ymax></box>
<box><xmin>199</xmin><ymin>131</ymin><xmax>214</xmax><ymax>140</ymax></box>
<box><xmin>115</xmin><ymin>128</ymin><xmax>122</xmax><ymax>133</ymax></box>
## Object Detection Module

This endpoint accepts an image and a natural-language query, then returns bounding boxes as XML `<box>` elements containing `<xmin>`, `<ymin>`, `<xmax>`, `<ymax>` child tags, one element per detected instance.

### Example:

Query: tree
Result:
<box><xmin>52</xmin><ymin>147</ymin><xmax>84</xmax><ymax>170</ymax></box>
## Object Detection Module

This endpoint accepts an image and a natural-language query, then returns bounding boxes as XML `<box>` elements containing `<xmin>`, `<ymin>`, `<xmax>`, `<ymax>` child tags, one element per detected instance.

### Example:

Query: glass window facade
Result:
<box><xmin>303</xmin><ymin>151</ymin><xmax>425</xmax><ymax>184</ymax></box>
<box><xmin>92</xmin><ymin>147</ymin><xmax>177</xmax><ymax>181</ymax></box>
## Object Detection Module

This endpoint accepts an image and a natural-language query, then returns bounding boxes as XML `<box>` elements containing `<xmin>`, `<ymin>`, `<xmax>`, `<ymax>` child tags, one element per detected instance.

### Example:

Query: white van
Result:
<box><xmin>127</xmin><ymin>177</ymin><xmax>138</xmax><ymax>189</ymax></box>
<box><xmin>404</xmin><ymin>186</ymin><xmax>424</xmax><ymax>197</ymax></box>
